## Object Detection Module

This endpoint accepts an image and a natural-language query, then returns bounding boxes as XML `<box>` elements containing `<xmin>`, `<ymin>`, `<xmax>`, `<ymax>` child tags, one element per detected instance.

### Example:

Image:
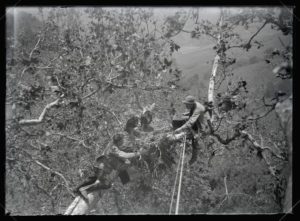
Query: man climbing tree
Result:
<box><xmin>172</xmin><ymin>95</ymin><xmax>208</xmax><ymax>165</ymax></box>
<box><xmin>74</xmin><ymin>133</ymin><xmax>143</xmax><ymax>200</ymax></box>
<box><xmin>73</xmin><ymin>156</ymin><xmax>113</xmax><ymax>200</ymax></box>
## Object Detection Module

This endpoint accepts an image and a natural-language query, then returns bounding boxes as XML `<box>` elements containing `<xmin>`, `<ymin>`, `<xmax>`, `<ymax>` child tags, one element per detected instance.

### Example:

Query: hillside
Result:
<box><xmin>172</xmin><ymin>23</ymin><xmax>292</xmax><ymax>99</ymax></box>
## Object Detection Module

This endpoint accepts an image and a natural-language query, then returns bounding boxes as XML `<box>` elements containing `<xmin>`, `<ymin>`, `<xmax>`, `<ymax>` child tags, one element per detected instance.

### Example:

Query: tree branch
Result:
<box><xmin>207</xmin><ymin>120</ymin><xmax>240</xmax><ymax>145</ymax></box>
<box><xmin>247</xmin><ymin>105</ymin><xmax>276</xmax><ymax>121</ymax></box>
<box><xmin>29</xmin><ymin>36</ymin><xmax>42</xmax><ymax>60</ymax></box>
<box><xmin>241</xmin><ymin>130</ymin><xmax>284</xmax><ymax>176</ymax></box>
<box><xmin>228</xmin><ymin>20</ymin><xmax>269</xmax><ymax>50</ymax></box>
<box><xmin>19</xmin><ymin>99</ymin><xmax>60</xmax><ymax>126</ymax></box>
<box><xmin>217</xmin><ymin>175</ymin><xmax>229</xmax><ymax>209</ymax></box>
<box><xmin>49</xmin><ymin>132</ymin><xmax>90</xmax><ymax>148</ymax></box>
<box><xmin>207</xmin><ymin>11</ymin><xmax>223</xmax><ymax>122</ymax></box>
<box><xmin>82</xmin><ymin>87</ymin><xmax>101</xmax><ymax>100</ymax></box>
<box><xmin>246</xmin><ymin>20</ymin><xmax>269</xmax><ymax>46</ymax></box>
<box><xmin>33</xmin><ymin>160</ymin><xmax>76</xmax><ymax>197</ymax></box>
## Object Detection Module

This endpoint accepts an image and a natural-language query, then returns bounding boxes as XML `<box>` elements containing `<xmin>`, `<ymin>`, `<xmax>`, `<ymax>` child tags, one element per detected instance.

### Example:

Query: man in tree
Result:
<box><xmin>173</xmin><ymin>95</ymin><xmax>207</xmax><ymax>165</ymax></box>
<box><xmin>75</xmin><ymin>133</ymin><xmax>143</xmax><ymax>200</ymax></box>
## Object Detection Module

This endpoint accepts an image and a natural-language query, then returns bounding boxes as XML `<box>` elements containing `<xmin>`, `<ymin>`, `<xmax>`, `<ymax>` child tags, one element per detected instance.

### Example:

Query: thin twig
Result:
<box><xmin>29</xmin><ymin>36</ymin><xmax>42</xmax><ymax>60</ymax></box>
<box><xmin>50</xmin><ymin>132</ymin><xmax>90</xmax><ymax>148</ymax></box>
<box><xmin>55</xmin><ymin>75</ymin><xmax>66</xmax><ymax>90</ymax></box>
<box><xmin>246</xmin><ymin>106</ymin><xmax>275</xmax><ymax>121</ymax></box>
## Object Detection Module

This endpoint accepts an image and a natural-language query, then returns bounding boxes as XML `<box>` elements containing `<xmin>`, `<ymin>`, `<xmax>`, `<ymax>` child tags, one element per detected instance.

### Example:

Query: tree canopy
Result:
<box><xmin>5</xmin><ymin>7</ymin><xmax>293</xmax><ymax>215</ymax></box>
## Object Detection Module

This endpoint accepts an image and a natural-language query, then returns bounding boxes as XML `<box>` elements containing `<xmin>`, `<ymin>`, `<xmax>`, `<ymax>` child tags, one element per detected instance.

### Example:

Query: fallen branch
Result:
<box><xmin>82</xmin><ymin>87</ymin><xmax>101</xmax><ymax>100</ymax></box>
<box><xmin>241</xmin><ymin>130</ymin><xmax>285</xmax><ymax>160</ymax></box>
<box><xmin>49</xmin><ymin>132</ymin><xmax>90</xmax><ymax>148</ymax></box>
<box><xmin>217</xmin><ymin>175</ymin><xmax>229</xmax><ymax>209</ymax></box>
<box><xmin>241</xmin><ymin>130</ymin><xmax>283</xmax><ymax>176</ymax></box>
<box><xmin>33</xmin><ymin>160</ymin><xmax>75</xmax><ymax>197</ymax></box>
<box><xmin>19</xmin><ymin>99</ymin><xmax>60</xmax><ymax>126</ymax></box>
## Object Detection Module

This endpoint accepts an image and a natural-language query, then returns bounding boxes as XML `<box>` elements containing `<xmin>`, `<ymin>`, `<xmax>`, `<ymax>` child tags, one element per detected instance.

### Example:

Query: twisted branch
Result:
<box><xmin>241</xmin><ymin>130</ymin><xmax>284</xmax><ymax>176</ymax></box>
<box><xmin>19</xmin><ymin>98</ymin><xmax>60</xmax><ymax>126</ymax></box>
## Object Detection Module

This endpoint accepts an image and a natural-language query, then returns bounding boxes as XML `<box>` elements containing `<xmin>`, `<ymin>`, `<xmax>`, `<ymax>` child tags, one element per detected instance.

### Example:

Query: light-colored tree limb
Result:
<box><xmin>207</xmin><ymin>10</ymin><xmax>223</xmax><ymax>122</ymax></box>
<box><xmin>241</xmin><ymin>130</ymin><xmax>283</xmax><ymax>176</ymax></box>
<box><xmin>19</xmin><ymin>99</ymin><xmax>60</xmax><ymax>126</ymax></box>
<box><xmin>217</xmin><ymin>175</ymin><xmax>229</xmax><ymax>209</ymax></box>
<box><xmin>241</xmin><ymin>130</ymin><xmax>285</xmax><ymax>160</ymax></box>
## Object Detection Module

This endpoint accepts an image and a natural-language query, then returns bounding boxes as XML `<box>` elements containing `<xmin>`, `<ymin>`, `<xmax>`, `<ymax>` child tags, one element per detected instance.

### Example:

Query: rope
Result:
<box><xmin>168</xmin><ymin>134</ymin><xmax>187</xmax><ymax>215</ymax></box>
<box><xmin>175</xmin><ymin>134</ymin><xmax>186</xmax><ymax>215</ymax></box>
<box><xmin>168</xmin><ymin>140</ymin><xmax>183</xmax><ymax>214</ymax></box>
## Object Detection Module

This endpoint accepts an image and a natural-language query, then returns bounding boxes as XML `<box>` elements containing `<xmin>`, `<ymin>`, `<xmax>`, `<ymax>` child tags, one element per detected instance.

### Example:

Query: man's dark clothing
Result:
<box><xmin>172</xmin><ymin>101</ymin><xmax>206</xmax><ymax>165</ymax></box>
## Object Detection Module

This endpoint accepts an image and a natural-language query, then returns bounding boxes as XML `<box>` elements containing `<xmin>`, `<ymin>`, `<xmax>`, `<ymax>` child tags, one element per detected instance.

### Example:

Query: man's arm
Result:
<box><xmin>110</xmin><ymin>145</ymin><xmax>140</xmax><ymax>159</ymax></box>
<box><xmin>177</xmin><ymin>105</ymin><xmax>204</xmax><ymax>132</ymax></box>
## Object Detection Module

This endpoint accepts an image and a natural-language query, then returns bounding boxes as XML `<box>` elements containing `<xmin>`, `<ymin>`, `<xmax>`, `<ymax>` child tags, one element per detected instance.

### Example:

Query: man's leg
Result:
<box><xmin>189</xmin><ymin>137</ymin><xmax>201</xmax><ymax>165</ymax></box>
<box><xmin>74</xmin><ymin>176</ymin><xmax>97</xmax><ymax>194</ymax></box>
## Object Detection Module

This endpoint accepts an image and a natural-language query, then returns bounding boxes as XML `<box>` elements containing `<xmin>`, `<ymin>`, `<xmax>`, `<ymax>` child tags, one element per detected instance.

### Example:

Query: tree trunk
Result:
<box><xmin>207</xmin><ymin>10</ymin><xmax>223</xmax><ymax>122</ymax></box>
<box><xmin>275</xmin><ymin>96</ymin><xmax>292</xmax><ymax>213</ymax></box>
<box><xmin>64</xmin><ymin>191</ymin><xmax>101</xmax><ymax>215</ymax></box>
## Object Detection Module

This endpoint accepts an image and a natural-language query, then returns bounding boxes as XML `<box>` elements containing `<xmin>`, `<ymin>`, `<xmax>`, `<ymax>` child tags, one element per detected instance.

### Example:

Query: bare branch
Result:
<box><xmin>20</xmin><ymin>67</ymin><xmax>31</xmax><ymax>78</ymax></box>
<box><xmin>217</xmin><ymin>175</ymin><xmax>229</xmax><ymax>209</ymax></box>
<box><xmin>55</xmin><ymin>76</ymin><xmax>66</xmax><ymax>90</ymax></box>
<box><xmin>49</xmin><ymin>132</ymin><xmax>90</xmax><ymax>148</ymax></box>
<box><xmin>241</xmin><ymin>130</ymin><xmax>284</xmax><ymax>176</ymax></box>
<box><xmin>19</xmin><ymin>99</ymin><xmax>60</xmax><ymax>126</ymax></box>
<box><xmin>224</xmin><ymin>175</ymin><xmax>228</xmax><ymax>196</ymax></box>
<box><xmin>247</xmin><ymin>105</ymin><xmax>275</xmax><ymax>121</ymax></box>
<box><xmin>228</xmin><ymin>20</ymin><xmax>269</xmax><ymax>50</ymax></box>
<box><xmin>35</xmin><ymin>66</ymin><xmax>54</xmax><ymax>69</ymax></box>
<box><xmin>246</xmin><ymin>20</ymin><xmax>269</xmax><ymax>46</ymax></box>
<box><xmin>207</xmin><ymin>120</ymin><xmax>240</xmax><ymax>145</ymax></box>
<box><xmin>82</xmin><ymin>87</ymin><xmax>101</xmax><ymax>100</ymax></box>
<box><xmin>262</xmin><ymin>96</ymin><xmax>276</xmax><ymax>107</ymax></box>
<box><xmin>29</xmin><ymin>36</ymin><xmax>42</xmax><ymax>60</ymax></box>
<box><xmin>33</xmin><ymin>160</ymin><xmax>76</xmax><ymax>197</ymax></box>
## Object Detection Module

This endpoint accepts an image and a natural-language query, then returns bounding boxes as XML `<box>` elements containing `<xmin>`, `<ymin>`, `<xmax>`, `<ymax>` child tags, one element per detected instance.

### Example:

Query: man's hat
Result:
<box><xmin>182</xmin><ymin>95</ymin><xmax>196</xmax><ymax>104</ymax></box>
